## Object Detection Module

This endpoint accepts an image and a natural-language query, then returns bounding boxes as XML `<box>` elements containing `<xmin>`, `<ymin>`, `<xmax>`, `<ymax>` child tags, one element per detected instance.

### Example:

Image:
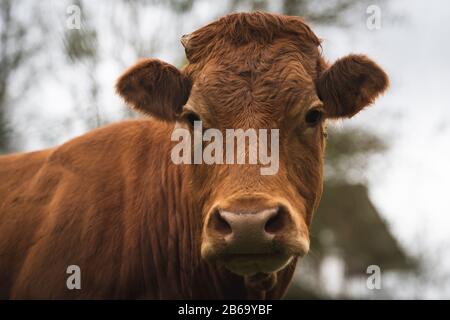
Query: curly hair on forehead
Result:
<box><xmin>183</xmin><ymin>11</ymin><xmax>322</xmax><ymax>64</ymax></box>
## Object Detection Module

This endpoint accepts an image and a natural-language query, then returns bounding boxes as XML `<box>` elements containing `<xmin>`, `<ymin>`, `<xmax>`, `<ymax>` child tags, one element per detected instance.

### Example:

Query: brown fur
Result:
<box><xmin>316</xmin><ymin>54</ymin><xmax>389</xmax><ymax>118</ymax></box>
<box><xmin>116</xmin><ymin>59</ymin><xmax>192</xmax><ymax>121</ymax></box>
<box><xmin>0</xmin><ymin>12</ymin><xmax>388</xmax><ymax>299</ymax></box>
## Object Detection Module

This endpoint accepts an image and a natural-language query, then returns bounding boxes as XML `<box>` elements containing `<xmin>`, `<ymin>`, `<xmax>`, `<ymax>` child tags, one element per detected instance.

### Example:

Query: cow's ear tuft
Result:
<box><xmin>116</xmin><ymin>58</ymin><xmax>192</xmax><ymax>121</ymax></box>
<box><xmin>316</xmin><ymin>54</ymin><xmax>389</xmax><ymax>119</ymax></box>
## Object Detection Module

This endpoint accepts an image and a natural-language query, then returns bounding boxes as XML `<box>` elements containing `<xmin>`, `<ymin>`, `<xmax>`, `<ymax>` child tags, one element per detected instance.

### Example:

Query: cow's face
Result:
<box><xmin>116</xmin><ymin>13</ymin><xmax>388</xmax><ymax>278</ymax></box>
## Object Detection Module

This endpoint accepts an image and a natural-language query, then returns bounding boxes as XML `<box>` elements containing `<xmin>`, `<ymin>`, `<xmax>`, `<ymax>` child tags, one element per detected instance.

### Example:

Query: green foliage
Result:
<box><xmin>63</xmin><ymin>1</ymin><xmax>98</xmax><ymax>63</ymax></box>
<box><xmin>229</xmin><ymin>0</ymin><xmax>377</xmax><ymax>26</ymax></box>
<box><xmin>63</xmin><ymin>28</ymin><xmax>98</xmax><ymax>63</ymax></box>
<box><xmin>0</xmin><ymin>112</ymin><xmax>10</xmax><ymax>153</ymax></box>
<box><xmin>166</xmin><ymin>0</ymin><xmax>194</xmax><ymax>13</ymax></box>
<box><xmin>324</xmin><ymin>127</ymin><xmax>387</xmax><ymax>183</ymax></box>
<box><xmin>0</xmin><ymin>0</ymin><xmax>49</xmax><ymax>152</ymax></box>
<box><xmin>312</xmin><ymin>183</ymin><xmax>415</xmax><ymax>274</ymax></box>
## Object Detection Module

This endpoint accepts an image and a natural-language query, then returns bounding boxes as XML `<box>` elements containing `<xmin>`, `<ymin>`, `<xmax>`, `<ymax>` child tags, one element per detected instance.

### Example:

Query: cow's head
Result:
<box><xmin>116</xmin><ymin>13</ymin><xmax>388</xmax><ymax>281</ymax></box>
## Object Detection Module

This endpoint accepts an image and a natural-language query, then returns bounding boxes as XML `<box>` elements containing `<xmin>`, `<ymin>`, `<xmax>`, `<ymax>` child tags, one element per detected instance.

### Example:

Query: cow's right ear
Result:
<box><xmin>116</xmin><ymin>58</ymin><xmax>192</xmax><ymax>121</ymax></box>
<box><xmin>315</xmin><ymin>54</ymin><xmax>389</xmax><ymax>119</ymax></box>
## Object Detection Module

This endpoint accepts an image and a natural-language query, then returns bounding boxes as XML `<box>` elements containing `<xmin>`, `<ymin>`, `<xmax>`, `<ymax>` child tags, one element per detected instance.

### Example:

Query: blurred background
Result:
<box><xmin>1</xmin><ymin>0</ymin><xmax>449</xmax><ymax>299</ymax></box>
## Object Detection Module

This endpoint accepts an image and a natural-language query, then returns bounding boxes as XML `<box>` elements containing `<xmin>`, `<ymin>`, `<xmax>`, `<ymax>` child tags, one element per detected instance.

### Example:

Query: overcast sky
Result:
<box><xmin>318</xmin><ymin>0</ymin><xmax>450</xmax><ymax>249</ymax></box>
<box><xmin>313</xmin><ymin>0</ymin><xmax>450</xmax><ymax>297</ymax></box>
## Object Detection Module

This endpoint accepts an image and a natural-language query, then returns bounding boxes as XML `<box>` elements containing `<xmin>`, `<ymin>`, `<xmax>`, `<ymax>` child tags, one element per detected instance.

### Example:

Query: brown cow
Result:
<box><xmin>0</xmin><ymin>12</ymin><xmax>388</xmax><ymax>299</ymax></box>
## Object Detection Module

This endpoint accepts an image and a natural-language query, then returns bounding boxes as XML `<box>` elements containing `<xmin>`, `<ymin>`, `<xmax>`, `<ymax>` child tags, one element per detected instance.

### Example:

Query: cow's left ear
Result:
<box><xmin>116</xmin><ymin>58</ymin><xmax>192</xmax><ymax>121</ymax></box>
<box><xmin>316</xmin><ymin>54</ymin><xmax>389</xmax><ymax>119</ymax></box>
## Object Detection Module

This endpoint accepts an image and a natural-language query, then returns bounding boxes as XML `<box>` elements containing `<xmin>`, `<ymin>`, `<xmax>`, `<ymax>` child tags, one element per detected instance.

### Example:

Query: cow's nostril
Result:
<box><xmin>264</xmin><ymin>207</ymin><xmax>288</xmax><ymax>234</ymax></box>
<box><xmin>210</xmin><ymin>210</ymin><xmax>232</xmax><ymax>236</ymax></box>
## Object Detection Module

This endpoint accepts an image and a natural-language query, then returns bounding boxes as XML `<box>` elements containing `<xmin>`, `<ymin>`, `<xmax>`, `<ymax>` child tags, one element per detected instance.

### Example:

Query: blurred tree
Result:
<box><xmin>324</xmin><ymin>127</ymin><xmax>386</xmax><ymax>183</ymax></box>
<box><xmin>285</xmin><ymin>128</ymin><xmax>416</xmax><ymax>299</ymax></box>
<box><xmin>281</xmin><ymin>0</ymin><xmax>358</xmax><ymax>25</ymax></box>
<box><xmin>59</xmin><ymin>0</ymin><xmax>197</xmax><ymax>129</ymax></box>
<box><xmin>165</xmin><ymin>0</ymin><xmax>195</xmax><ymax>13</ymax></box>
<box><xmin>62</xmin><ymin>0</ymin><xmax>101</xmax><ymax>129</ymax></box>
<box><xmin>228</xmin><ymin>0</ymin><xmax>381</xmax><ymax>26</ymax></box>
<box><xmin>0</xmin><ymin>0</ymin><xmax>48</xmax><ymax>153</ymax></box>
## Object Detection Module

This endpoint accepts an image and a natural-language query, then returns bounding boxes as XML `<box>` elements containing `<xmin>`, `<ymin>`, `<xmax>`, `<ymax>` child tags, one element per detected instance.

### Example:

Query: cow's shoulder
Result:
<box><xmin>0</xmin><ymin>148</ymin><xmax>52</xmax><ymax>196</ymax></box>
<box><xmin>45</xmin><ymin>118</ymin><xmax>174</xmax><ymax>176</ymax></box>
<box><xmin>0</xmin><ymin>119</ymin><xmax>177</xmax><ymax>299</ymax></box>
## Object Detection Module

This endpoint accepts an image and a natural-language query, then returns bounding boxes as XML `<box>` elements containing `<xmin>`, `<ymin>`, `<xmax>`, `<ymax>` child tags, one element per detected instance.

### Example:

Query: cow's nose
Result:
<box><xmin>209</xmin><ymin>207</ymin><xmax>290</xmax><ymax>254</ymax></box>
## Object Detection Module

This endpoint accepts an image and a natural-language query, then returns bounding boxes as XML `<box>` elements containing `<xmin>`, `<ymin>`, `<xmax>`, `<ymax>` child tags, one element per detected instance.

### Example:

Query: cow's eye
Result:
<box><xmin>183</xmin><ymin>111</ymin><xmax>201</xmax><ymax>127</ymax></box>
<box><xmin>305</xmin><ymin>108</ymin><xmax>324</xmax><ymax>126</ymax></box>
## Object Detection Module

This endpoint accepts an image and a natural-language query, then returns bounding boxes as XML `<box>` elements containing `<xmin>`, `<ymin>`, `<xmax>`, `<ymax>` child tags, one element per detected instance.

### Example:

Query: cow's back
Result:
<box><xmin>0</xmin><ymin>149</ymin><xmax>55</xmax><ymax>297</ymax></box>
<box><xmin>0</xmin><ymin>149</ymin><xmax>51</xmax><ymax>198</ymax></box>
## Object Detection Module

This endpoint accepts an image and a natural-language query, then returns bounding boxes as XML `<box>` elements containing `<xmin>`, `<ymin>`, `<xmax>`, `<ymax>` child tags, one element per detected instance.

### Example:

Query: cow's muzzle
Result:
<box><xmin>201</xmin><ymin>199</ymin><xmax>309</xmax><ymax>276</ymax></box>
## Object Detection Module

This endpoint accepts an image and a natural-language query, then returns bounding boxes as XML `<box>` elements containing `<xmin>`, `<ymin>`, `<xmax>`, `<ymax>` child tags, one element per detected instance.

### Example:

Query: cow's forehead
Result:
<box><xmin>209</xmin><ymin>37</ymin><xmax>316</xmax><ymax>69</ymax></box>
<box><xmin>185</xmin><ymin>37</ymin><xmax>321</xmax><ymax>78</ymax></box>
<box><xmin>187</xmin><ymin>48</ymin><xmax>319</xmax><ymax>128</ymax></box>
<box><xmin>182</xmin><ymin>13</ymin><xmax>324</xmax><ymax>127</ymax></box>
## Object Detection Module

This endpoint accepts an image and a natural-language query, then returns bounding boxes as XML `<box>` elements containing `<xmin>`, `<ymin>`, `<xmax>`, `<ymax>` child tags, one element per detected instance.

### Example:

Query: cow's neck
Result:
<box><xmin>136</xmin><ymin>158</ymin><xmax>244</xmax><ymax>298</ymax></box>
